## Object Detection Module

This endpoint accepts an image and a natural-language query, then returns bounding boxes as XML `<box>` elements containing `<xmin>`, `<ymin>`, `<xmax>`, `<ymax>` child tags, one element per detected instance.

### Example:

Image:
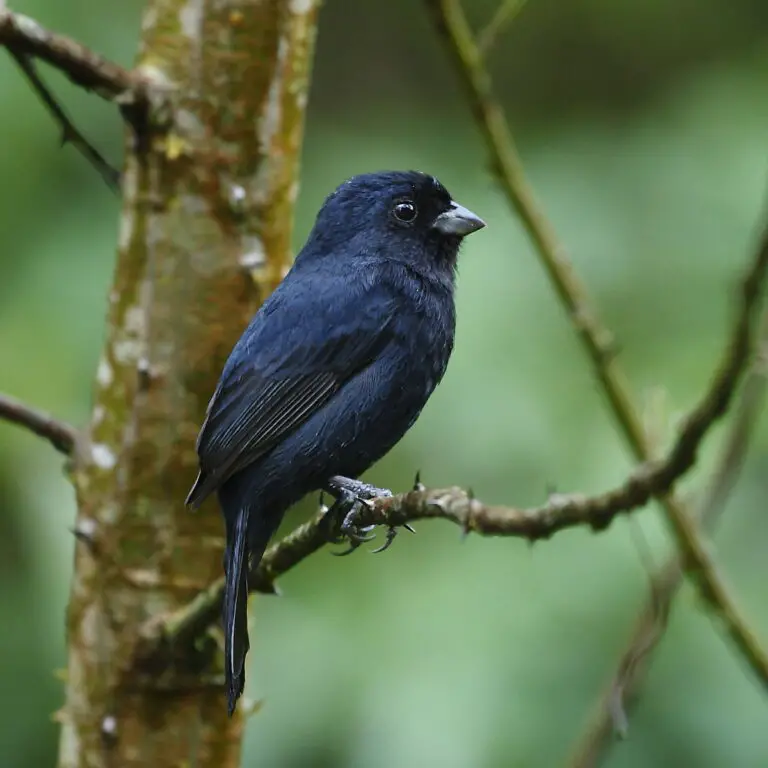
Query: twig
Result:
<box><xmin>569</xmin><ymin>322</ymin><xmax>768</xmax><ymax>766</ymax></box>
<box><xmin>477</xmin><ymin>0</ymin><xmax>528</xmax><ymax>55</ymax></box>
<box><xmin>0</xmin><ymin>9</ymin><xmax>149</xmax><ymax>186</ymax></box>
<box><xmin>696</xmin><ymin>335</ymin><xmax>768</xmax><ymax>529</ymax></box>
<box><xmin>137</xmin><ymin>221</ymin><xmax>767</xmax><ymax>664</ymax></box>
<box><xmin>426</xmin><ymin>0</ymin><xmax>768</xmax><ymax>709</ymax></box>
<box><xmin>426</xmin><ymin>0</ymin><xmax>640</xmax><ymax>447</ymax></box>
<box><xmin>9</xmin><ymin>51</ymin><xmax>120</xmax><ymax>191</ymax></box>
<box><xmin>135</xmin><ymin>511</ymin><xmax>330</xmax><ymax>662</ymax></box>
<box><xmin>0</xmin><ymin>10</ymin><xmax>137</xmax><ymax>100</ymax></box>
<box><xmin>0</xmin><ymin>392</ymin><xmax>78</xmax><ymax>455</ymax></box>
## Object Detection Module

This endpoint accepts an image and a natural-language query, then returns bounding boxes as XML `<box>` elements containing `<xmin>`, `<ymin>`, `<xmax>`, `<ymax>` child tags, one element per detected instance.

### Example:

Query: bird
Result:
<box><xmin>186</xmin><ymin>170</ymin><xmax>485</xmax><ymax>715</ymax></box>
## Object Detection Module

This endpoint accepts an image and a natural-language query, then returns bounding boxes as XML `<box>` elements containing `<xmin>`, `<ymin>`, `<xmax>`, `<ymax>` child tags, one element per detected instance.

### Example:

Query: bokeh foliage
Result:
<box><xmin>1</xmin><ymin>0</ymin><xmax>767</xmax><ymax>765</ymax></box>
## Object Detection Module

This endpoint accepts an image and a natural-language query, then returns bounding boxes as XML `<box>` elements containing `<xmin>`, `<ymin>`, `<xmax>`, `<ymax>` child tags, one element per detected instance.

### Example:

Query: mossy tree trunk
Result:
<box><xmin>57</xmin><ymin>2</ymin><xmax>319</xmax><ymax>765</ymax></box>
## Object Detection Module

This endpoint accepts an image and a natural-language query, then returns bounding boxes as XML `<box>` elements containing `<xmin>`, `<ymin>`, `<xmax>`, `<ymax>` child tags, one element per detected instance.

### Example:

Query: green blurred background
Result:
<box><xmin>1</xmin><ymin>0</ymin><xmax>768</xmax><ymax>765</ymax></box>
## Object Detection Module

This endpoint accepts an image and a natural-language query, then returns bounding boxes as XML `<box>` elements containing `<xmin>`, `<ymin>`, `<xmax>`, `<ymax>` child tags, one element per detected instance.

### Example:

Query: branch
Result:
<box><xmin>425</xmin><ymin>0</ymin><xmax>623</xmax><ymax>406</ymax></box>
<box><xmin>136</xmin><ymin>217</ymin><xmax>768</xmax><ymax>664</ymax></box>
<box><xmin>136</xmin><ymin>511</ymin><xmax>331</xmax><ymax>663</ymax></box>
<box><xmin>8</xmin><ymin>50</ymin><xmax>120</xmax><ymax>190</ymax></box>
<box><xmin>425</xmin><ymin>0</ymin><xmax>768</xmax><ymax>706</ymax></box>
<box><xmin>569</xmin><ymin>324</ymin><xmax>768</xmax><ymax>766</ymax></box>
<box><xmin>477</xmin><ymin>0</ymin><xmax>528</xmax><ymax>56</ymax></box>
<box><xmin>0</xmin><ymin>10</ymin><xmax>138</xmax><ymax>100</ymax></box>
<box><xmin>0</xmin><ymin>392</ymin><xmax>77</xmax><ymax>455</ymax></box>
<box><xmin>0</xmin><ymin>10</ymin><xmax>148</xmax><ymax>188</ymax></box>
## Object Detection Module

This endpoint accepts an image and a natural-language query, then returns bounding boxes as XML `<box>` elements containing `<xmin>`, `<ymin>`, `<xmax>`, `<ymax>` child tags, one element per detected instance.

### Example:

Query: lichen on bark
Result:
<box><xmin>57</xmin><ymin>2</ymin><xmax>319</xmax><ymax>766</ymax></box>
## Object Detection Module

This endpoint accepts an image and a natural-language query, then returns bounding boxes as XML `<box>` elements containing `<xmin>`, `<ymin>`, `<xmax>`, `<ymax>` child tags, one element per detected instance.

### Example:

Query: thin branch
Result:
<box><xmin>136</xmin><ymin>220</ymin><xmax>768</xmax><ymax>664</ymax></box>
<box><xmin>0</xmin><ymin>10</ymin><xmax>137</xmax><ymax>100</ymax></box>
<box><xmin>0</xmin><ymin>392</ymin><xmax>78</xmax><ymax>455</ymax></box>
<box><xmin>696</xmin><ymin>337</ymin><xmax>768</xmax><ymax>529</ymax></box>
<box><xmin>9</xmin><ymin>51</ymin><xmax>120</xmax><ymax>191</ymax></box>
<box><xmin>425</xmin><ymin>0</ymin><xmax>768</xmax><ymax>705</ymax></box>
<box><xmin>568</xmin><ymin>323</ymin><xmax>768</xmax><ymax>767</ymax></box>
<box><xmin>0</xmin><ymin>10</ymin><xmax>148</xmax><ymax>186</ymax></box>
<box><xmin>135</xmin><ymin>512</ymin><xmax>329</xmax><ymax>663</ymax></box>
<box><xmin>477</xmin><ymin>0</ymin><xmax>528</xmax><ymax>56</ymax></box>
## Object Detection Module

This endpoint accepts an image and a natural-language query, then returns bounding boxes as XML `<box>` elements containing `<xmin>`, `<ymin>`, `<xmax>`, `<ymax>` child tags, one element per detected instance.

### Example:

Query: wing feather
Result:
<box><xmin>186</xmin><ymin>282</ymin><xmax>396</xmax><ymax>507</ymax></box>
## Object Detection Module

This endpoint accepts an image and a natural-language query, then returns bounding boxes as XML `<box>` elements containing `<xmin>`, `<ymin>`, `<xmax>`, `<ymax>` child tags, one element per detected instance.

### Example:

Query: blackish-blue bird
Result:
<box><xmin>186</xmin><ymin>170</ymin><xmax>485</xmax><ymax>715</ymax></box>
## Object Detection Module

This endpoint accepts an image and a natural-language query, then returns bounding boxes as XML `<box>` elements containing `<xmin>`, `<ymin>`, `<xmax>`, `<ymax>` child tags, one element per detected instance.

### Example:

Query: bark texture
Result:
<box><xmin>57</xmin><ymin>2</ymin><xmax>319</xmax><ymax>765</ymax></box>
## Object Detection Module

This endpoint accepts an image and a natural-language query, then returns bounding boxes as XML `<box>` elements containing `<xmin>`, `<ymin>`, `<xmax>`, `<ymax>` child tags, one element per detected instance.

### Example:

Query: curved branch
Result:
<box><xmin>0</xmin><ymin>10</ymin><xmax>138</xmax><ymax>100</ymax></box>
<box><xmin>136</xmin><ymin>218</ymin><xmax>768</xmax><ymax>665</ymax></box>
<box><xmin>570</xmin><ymin>325</ymin><xmax>768</xmax><ymax>766</ymax></box>
<box><xmin>425</xmin><ymin>0</ymin><xmax>768</xmax><ymax>715</ymax></box>
<box><xmin>0</xmin><ymin>392</ymin><xmax>77</xmax><ymax>455</ymax></box>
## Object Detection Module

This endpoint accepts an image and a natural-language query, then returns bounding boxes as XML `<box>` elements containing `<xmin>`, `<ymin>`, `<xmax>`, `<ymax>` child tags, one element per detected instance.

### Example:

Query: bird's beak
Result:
<box><xmin>432</xmin><ymin>202</ymin><xmax>486</xmax><ymax>236</ymax></box>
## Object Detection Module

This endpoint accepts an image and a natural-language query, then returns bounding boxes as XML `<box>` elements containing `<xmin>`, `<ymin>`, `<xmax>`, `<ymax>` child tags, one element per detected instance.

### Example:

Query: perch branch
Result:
<box><xmin>0</xmin><ymin>391</ymin><xmax>77</xmax><ymax>455</ymax></box>
<box><xmin>0</xmin><ymin>10</ymin><xmax>138</xmax><ymax>100</ymax></box>
<box><xmin>426</xmin><ymin>0</ymin><xmax>768</xmax><ymax>706</ymax></box>
<box><xmin>569</xmin><ymin>320</ymin><xmax>768</xmax><ymax>767</ymax></box>
<box><xmin>137</xmin><ymin>218</ymin><xmax>768</xmax><ymax>664</ymax></box>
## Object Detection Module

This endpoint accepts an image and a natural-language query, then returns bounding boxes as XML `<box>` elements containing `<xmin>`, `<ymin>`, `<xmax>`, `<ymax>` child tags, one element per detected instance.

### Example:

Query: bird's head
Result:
<box><xmin>300</xmin><ymin>170</ymin><xmax>486</xmax><ymax>275</ymax></box>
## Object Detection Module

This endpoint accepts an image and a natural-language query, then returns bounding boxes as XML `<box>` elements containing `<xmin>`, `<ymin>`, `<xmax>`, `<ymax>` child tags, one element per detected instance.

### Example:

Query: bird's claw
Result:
<box><xmin>370</xmin><ymin>520</ymin><xmax>417</xmax><ymax>554</ymax></box>
<box><xmin>330</xmin><ymin>502</ymin><xmax>375</xmax><ymax>555</ymax></box>
<box><xmin>325</xmin><ymin>475</ymin><xmax>415</xmax><ymax>556</ymax></box>
<box><xmin>371</xmin><ymin>526</ymin><xmax>398</xmax><ymax>554</ymax></box>
<box><xmin>324</xmin><ymin>487</ymin><xmax>378</xmax><ymax>554</ymax></box>
<box><xmin>341</xmin><ymin>506</ymin><xmax>376</xmax><ymax>542</ymax></box>
<box><xmin>331</xmin><ymin>541</ymin><xmax>362</xmax><ymax>557</ymax></box>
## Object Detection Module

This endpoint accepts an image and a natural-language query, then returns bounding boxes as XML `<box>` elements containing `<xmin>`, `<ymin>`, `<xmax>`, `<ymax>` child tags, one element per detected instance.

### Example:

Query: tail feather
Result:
<box><xmin>223</xmin><ymin>507</ymin><xmax>250</xmax><ymax>716</ymax></box>
<box><xmin>221</xmin><ymin>490</ymin><xmax>281</xmax><ymax>716</ymax></box>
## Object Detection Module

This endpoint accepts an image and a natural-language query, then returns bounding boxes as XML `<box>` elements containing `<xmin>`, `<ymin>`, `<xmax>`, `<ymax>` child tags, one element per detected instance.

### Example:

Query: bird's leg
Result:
<box><xmin>324</xmin><ymin>475</ymin><xmax>414</xmax><ymax>555</ymax></box>
<box><xmin>326</xmin><ymin>475</ymin><xmax>393</xmax><ymax>501</ymax></box>
<box><xmin>324</xmin><ymin>475</ymin><xmax>390</xmax><ymax>555</ymax></box>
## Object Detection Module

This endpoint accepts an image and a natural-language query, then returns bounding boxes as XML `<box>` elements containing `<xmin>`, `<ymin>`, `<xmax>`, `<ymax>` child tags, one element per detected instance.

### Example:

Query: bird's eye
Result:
<box><xmin>392</xmin><ymin>200</ymin><xmax>418</xmax><ymax>223</ymax></box>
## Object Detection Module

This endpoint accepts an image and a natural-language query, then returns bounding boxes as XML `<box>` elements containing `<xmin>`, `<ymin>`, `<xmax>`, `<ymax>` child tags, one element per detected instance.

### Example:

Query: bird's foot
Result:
<box><xmin>369</xmin><ymin>520</ymin><xmax>416</xmax><ymax>554</ymax></box>
<box><xmin>326</xmin><ymin>475</ymin><xmax>393</xmax><ymax>502</ymax></box>
<box><xmin>323</xmin><ymin>476</ymin><xmax>414</xmax><ymax>556</ymax></box>
<box><xmin>323</xmin><ymin>485</ymin><xmax>378</xmax><ymax>556</ymax></box>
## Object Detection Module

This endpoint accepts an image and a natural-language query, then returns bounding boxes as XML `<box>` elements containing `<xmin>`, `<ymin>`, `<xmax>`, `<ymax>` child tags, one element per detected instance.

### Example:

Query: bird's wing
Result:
<box><xmin>186</xmin><ymin>279</ymin><xmax>396</xmax><ymax>507</ymax></box>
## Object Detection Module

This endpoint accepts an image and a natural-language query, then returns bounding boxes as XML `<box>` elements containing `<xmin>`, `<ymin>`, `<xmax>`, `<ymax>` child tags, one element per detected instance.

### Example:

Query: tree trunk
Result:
<box><xmin>57</xmin><ymin>2</ymin><xmax>319</xmax><ymax>765</ymax></box>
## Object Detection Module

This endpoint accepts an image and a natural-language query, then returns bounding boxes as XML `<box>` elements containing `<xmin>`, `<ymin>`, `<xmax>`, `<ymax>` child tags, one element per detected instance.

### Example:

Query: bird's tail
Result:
<box><xmin>221</xmin><ymin>486</ymin><xmax>280</xmax><ymax>716</ymax></box>
<box><xmin>223</xmin><ymin>505</ymin><xmax>250</xmax><ymax>716</ymax></box>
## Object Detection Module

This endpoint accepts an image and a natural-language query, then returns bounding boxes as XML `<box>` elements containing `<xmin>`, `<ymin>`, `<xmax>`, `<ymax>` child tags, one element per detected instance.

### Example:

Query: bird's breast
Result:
<box><xmin>391</xmin><ymin>300</ymin><xmax>455</xmax><ymax>398</ymax></box>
